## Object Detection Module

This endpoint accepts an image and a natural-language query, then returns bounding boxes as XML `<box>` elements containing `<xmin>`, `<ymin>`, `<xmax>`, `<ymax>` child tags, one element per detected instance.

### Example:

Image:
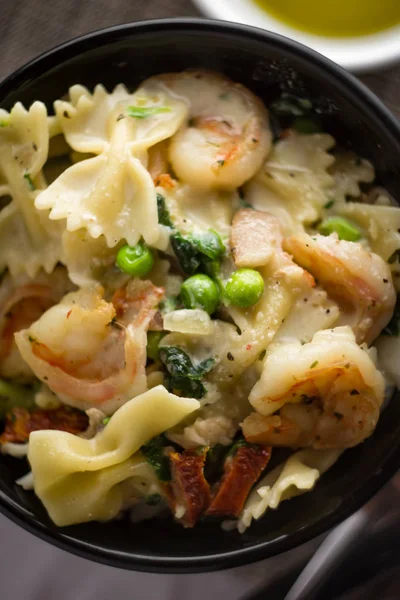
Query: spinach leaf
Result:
<box><xmin>170</xmin><ymin>232</ymin><xmax>202</xmax><ymax>275</ymax></box>
<box><xmin>157</xmin><ymin>193</ymin><xmax>174</xmax><ymax>228</ymax></box>
<box><xmin>383</xmin><ymin>296</ymin><xmax>400</xmax><ymax>336</ymax></box>
<box><xmin>189</xmin><ymin>230</ymin><xmax>225</xmax><ymax>260</ymax></box>
<box><xmin>170</xmin><ymin>229</ymin><xmax>225</xmax><ymax>275</ymax></box>
<box><xmin>163</xmin><ymin>373</ymin><xmax>206</xmax><ymax>399</ymax></box>
<box><xmin>141</xmin><ymin>435</ymin><xmax>171</xmax><ymax>481</ymax></box>
<box><xmin>159</xmin><ymin>347</ymin><xmax>214</xmax><ymax>399</ymax></box>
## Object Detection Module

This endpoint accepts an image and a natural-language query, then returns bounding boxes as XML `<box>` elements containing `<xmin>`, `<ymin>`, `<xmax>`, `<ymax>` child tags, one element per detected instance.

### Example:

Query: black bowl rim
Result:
<box><xmin>1</xmin><ymin>17</ymin><xmax>400</xmax><ymax>573</ymax></box>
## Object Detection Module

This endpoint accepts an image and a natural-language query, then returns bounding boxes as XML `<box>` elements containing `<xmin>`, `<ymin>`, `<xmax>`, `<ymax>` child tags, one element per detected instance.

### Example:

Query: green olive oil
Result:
<box><xmin>253</xmin><ymin>0</ymin><xmax>400</xmax><ymax>37</ymax></box>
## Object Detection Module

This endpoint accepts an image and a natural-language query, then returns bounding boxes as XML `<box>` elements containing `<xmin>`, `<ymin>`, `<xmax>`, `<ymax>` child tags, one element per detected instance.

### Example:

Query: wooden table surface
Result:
<box><xmin>1</xmin><ymin>0</ymin><xmax>399</xmax><ymax>117</ymax></box>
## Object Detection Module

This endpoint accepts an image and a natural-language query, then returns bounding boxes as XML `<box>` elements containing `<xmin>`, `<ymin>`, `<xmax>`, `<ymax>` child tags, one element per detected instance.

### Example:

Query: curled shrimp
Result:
<box><xmin>242</xmin><ymin>327</ymin><xmax>384</xmax><ymax>449</ymax></box>
<box><xmin>15</xmin><ymin>280</ymin><xmax>164</xmax><ymax>414</ymax></box>
<box><xmin>0</xmin><ymin>267</ymin><xmax>73</xmax><ymax>381</ymax></box>
<box><xmin>149</xmin><ymin>70</ymin><xmax>272</xmax><ymax>191</ymax></box>
<box><xmin>284</xmin><ymin>233</ymin><xmax>396</xmax><ymax>344</ymax></box>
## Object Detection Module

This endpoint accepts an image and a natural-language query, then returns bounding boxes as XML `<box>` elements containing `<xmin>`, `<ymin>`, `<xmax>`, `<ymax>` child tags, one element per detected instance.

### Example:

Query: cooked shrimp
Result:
<box><xmin>149</xmin><ymin>70</ymin><xmax>271</xmax><ymax>191</ymax></box>
<box><xmin>15</xmin><ymin>280</ymin><xmax>164</xmax><ymax>414</ymax></box>
<box><xmin>0</xmin><ymin>268</ymin><xmax>73</xmax><ymax>381</ymax></box>
<box><xmin>242</xmin><ymin>327</ymin><xmax>384</xmax><ymax>449</ymax></box>
<box><xmin>284</xmin><ymin>233</ymin><xmax>396</xmax><ymax>344</ymax></box>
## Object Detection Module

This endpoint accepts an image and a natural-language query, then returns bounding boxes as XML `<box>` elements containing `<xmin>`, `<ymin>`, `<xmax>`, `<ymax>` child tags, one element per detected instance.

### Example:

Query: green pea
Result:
<box><xmin>180</xmin><ymin>274</ymin><xmax>220</xmax><ymax>314</ymax></box>
<box><xmin>116</xmin><ymin>242</ymin><xmax>154</xmax><ymax>276</ymax></box>
<box><xmin>318</xmin><ymin>217</ymin><xmax>362</xmax><ymax>242</ymax></box>
<box><xmin>147</xmin><ymin>331</ymin><xmax>166</xmax><ymax>361</ymax></box>
<box><xmin>225</xmin><ymin>268</ymin><xmax>264</xmax><ymax>308</ymax></box>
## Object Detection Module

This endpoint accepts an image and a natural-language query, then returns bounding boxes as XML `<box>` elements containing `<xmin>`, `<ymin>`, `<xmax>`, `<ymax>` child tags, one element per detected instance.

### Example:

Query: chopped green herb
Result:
<box><xmin>0</xmin><ymin>120</ymin><xmax>8</xmax><ymax>127</ymax></box>
<box><xmin>217</xmin><ymin>159</ymin><xmax>225</xmax><ymax>167</ymax></box>
<box><xmin>159</xmin><ymin>346</ymin><xmax>214</xmax><ymax>399</ymax></box>
<box><xmin>157</xmin><ymin>193</ymin><xmax>174</xmax><ymax>228</ymax></box>
<box><xmin>102</xmin><ymin>417</ymin><xmax>110</xmax><ymax>426</ymax></box>
<box><xmin>127</xmin><ymin>105</ymin><xmax>172</xmax><ymax>119</ymax></box>
<box><xmin>318</xmin><ymin>216</ymin><xmax>362</xmax><ymax>242</ymax></box>
<box><xmin>145</xmin><ymin>493</ymin><xmax>162</xmax><ymax>506</ymax></box>
<box><xmin>324</xmin><ymin>199</ymin><xmax>335</xmax><ymax>210</ymax></box>
<box><xmin>309</xmin><ymin>360</ymin><xmax>318</xmax><ymax>369</ymax></box>
<box><xmin>24</xmin><ymin>173</ymin><xmax>36</xmax><ymax>191</ymax></box>
<box><xmin>28</xmin><ymin>335</ymin><xmax>36</xmax><ymax>343</ymax></box>
<box><xmin>141</xmin><ymin>435</ymin><xmax>171</xmax><ymax>481</ymax></box>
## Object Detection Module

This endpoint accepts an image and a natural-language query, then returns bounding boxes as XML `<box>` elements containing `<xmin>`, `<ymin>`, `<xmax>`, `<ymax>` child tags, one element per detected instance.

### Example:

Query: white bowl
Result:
<box><xmin>192</xmin><ymin>0</ymin><xmax>400</xmax><ymax>72</ymax></box>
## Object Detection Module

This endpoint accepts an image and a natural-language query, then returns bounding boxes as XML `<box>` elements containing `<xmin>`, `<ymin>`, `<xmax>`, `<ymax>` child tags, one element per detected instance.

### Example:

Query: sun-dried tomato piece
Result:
<box><xmin>206</xmin><ymin>445</ymin><xmax>271</xmax><ymax>518</ymax></box>
<box><xmin>169</xmin><ymin>448</ymin><xmax>211</xmax><ymax>527</ymax></box>
<box><xmin>0</xmin><ymin>406</ymin><xmax>89</xmax><ymax>443</ymax></box>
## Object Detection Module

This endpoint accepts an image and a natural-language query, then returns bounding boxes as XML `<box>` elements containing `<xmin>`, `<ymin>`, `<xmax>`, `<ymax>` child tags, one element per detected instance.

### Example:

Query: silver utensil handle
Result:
<box><xmin>285</xmin><ymin>510</ymin><xmax>369</xmax><ymax>600</ymax></box>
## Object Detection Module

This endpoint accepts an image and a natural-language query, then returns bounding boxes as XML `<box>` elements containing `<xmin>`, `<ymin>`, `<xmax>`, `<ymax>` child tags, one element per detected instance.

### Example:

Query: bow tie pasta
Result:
<box><xmin>35</xmin><ymin>81</ymin><xmax>189</xmax><ymax>247</ymax></box>
<box><xmin>28</xmin><ymin>385</ymin><xmax>199</xmax><ymax>526</ymax></box>
<box><xmin>0</xmin><ymin>102</ymin><xmax>63</xmax><ymax>277</ymax></box>
<box><xmin>0</xmin><ymin>70</ymin><xmax>398</xmax><ymax>533</ymax></box>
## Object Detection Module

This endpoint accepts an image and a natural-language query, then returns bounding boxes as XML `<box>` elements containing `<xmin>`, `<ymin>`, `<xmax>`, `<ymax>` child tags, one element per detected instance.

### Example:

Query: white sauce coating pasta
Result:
<box><xmin>0</xmin><ymin>70</ymin><xmax>398</xmax><ymax>533</ymax></box>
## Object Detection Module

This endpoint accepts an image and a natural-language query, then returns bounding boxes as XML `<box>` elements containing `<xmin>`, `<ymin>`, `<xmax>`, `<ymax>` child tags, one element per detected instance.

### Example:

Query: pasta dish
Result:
<box><xmin>0</xmin><ymin>70</ymin><xmax>398</xmax><ymax>532</ymax></box>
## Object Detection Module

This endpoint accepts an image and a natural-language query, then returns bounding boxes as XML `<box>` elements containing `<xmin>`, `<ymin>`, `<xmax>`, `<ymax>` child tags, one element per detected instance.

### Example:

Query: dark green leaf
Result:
<box><xmin>170</xmin><ymin>232</ymin><xmax>202</xmax><ymax>275</ymax></box>
<box><xmin>189</xmin><ymin>230</ymin><xmax>225</xmax><ymax>260</ymax></box>
<box><xmin>159</xmin><ymin>347</ymin><xmax>214</xmax><ymax>380</ymax></box>
<box><xmin>157</xmin><ymin>193</ymin><xmax>174</xmax><ymax>228</ymax></box>
<box><xmin>160</xmin><ymin>347</ymin><xmax>214</xmax><ymax>399</ymax></box>
<box><xmin>141</xmin><ymin>435</ymin><xmax>171</xmax><ymax>481</ymax></box>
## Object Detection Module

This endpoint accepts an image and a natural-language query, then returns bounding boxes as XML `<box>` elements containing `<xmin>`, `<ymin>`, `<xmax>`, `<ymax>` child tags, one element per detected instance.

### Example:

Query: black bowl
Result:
<box><xmin>1</xmin><ymin>18</ymin><xmax>400</xmax><ymax>574</ymax></box>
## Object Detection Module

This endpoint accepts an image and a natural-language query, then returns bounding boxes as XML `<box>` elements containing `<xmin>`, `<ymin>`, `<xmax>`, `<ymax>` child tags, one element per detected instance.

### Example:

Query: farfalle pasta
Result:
<box><xmin>0</xmin><ymin>70</ymin><xmax>398</xmax><ymax>531</ymax></box>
